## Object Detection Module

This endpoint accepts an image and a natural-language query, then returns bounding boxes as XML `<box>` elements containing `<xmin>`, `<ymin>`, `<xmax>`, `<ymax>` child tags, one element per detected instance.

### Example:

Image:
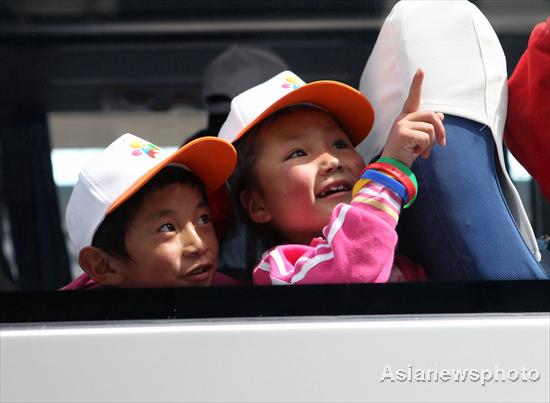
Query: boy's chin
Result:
<box><xmin>125</xmin><ymin>277</ymin><xmax>214</xmax><ymax>289</ymax></box>
<box><xmin>178</xmin><ymin>271</ymin><xmax>215</xmax><ymax>288</ymax></box>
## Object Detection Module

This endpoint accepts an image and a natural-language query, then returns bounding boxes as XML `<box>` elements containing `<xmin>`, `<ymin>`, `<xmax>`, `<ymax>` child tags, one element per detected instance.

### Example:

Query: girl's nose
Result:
<box><xmin>180</xmin><ymin>225</ymin><xmax>208</xmax><ymax>257</ymax></box>
<box><xmin>318</xmin><ymin>152</ymin><xmax>343</xmax><ymax>175</ymax></box>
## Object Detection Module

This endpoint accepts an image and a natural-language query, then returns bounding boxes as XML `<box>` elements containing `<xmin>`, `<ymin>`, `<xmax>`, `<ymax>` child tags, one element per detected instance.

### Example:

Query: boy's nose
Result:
<box><xmin>180</xmin><ymin>225</ymin><xmax>208</xmax><ymax>257</ymax></box>
<box><xmin>318</xmin><ymin>152</ymin><xmax>343</xmax><ymax>175</ymax></box>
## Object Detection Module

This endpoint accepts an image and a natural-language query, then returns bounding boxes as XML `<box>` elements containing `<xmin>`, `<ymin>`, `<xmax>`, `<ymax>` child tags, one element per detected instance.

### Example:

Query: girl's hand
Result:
<box><xmin>381</xmin><ymin>69</ymin><xmax>446</xmax><ymax>167</ymax></box>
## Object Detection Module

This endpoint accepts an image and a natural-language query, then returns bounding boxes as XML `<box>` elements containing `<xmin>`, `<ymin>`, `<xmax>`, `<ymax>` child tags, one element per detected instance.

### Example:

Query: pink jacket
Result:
<box><xmin>253</xmin><ymin>180</ymin><xmax>425</xmax><ymax>285</ymax></box>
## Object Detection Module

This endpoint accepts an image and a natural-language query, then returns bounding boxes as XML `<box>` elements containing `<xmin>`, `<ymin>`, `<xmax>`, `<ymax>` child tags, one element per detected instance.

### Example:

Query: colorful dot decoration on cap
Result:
<box><xmin>130</xmin><ymin>140</ymin><xmax>160</xmax><ymax>158</ymax></box>
<box><xmin>281</xmin><ymin>75</ymin><xmax>305</xmax><ymax>90</ymax></box>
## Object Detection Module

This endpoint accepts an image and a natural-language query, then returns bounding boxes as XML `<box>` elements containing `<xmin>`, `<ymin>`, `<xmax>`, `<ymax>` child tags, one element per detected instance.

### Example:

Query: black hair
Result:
<box><xmin>91</xmin><ymin>166</ymin><xmax>207</xmax><ymax>261</ymax></box>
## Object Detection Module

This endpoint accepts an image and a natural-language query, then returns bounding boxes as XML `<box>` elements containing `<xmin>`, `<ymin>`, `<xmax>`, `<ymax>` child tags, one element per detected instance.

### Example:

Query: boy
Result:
<box><xmin>62</xmin><ymin>133</ymin><xmax>238</xmax><ymax>289</ymax></box>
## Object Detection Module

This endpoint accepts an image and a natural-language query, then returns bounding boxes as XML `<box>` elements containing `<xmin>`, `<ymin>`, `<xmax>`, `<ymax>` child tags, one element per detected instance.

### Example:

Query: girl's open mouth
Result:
<box><xmin>317</xmin><ymin>184</ymin><xmax>351</xmax><ymax>198</ymax></box>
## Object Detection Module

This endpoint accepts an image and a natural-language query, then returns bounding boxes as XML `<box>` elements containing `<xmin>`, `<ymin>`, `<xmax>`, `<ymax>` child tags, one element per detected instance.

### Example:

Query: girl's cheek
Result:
<box><xmin>290</xmin><ymin>171</ymin><xmax>316</xmax><ymax>198</ymax></box>
<box><xmin>287</xmin><ymin>164</ymin><xmax>308</xmax><ymax>180</ymax></box>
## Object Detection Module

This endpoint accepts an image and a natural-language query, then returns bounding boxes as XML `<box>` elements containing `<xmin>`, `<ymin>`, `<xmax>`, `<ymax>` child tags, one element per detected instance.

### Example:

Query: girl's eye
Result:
<box><xmin>159</xmin><ymin>223</ymin><xmax>176</xmax><ymax>232</ymax></box>
<box><xmin>285</xmin><ymin>149</ymin><xmax>306</xmax><ymax>160</ymax></box>
<box><xmin>197</xmin><ymin>214</ymin><xmax>211</xmax><ymax>225</ymax></box>
<box><xmin>334</xmin><ymin>139</ymin><xmax>350</xmax><ymax>149</ymax></box>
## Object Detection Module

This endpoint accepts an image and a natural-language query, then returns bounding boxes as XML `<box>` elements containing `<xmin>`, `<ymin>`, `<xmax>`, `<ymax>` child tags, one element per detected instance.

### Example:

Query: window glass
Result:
<box><xmin>0</xmin><ymin>0</ymin><xmax>549</xmax><ymax>322</ymax></box>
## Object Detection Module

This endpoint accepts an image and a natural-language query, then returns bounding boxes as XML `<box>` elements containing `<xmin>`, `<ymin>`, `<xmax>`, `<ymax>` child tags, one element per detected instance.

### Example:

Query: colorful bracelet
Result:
<box><xmin>359</xmin><ymin>169</ymin><xmax>408</xmax><ymax>202</ymax></box>
<box><xmin>376</xmin><ymin>157</ymin><xmax>418</xmax><ymax>208</ymax></box>
<box><xmin>366</xmin><ymin>162</ymin><xmax>417</xmax><ymax>206</ymax></box>
<box><xmin>376</xmin><ymin>157</ymin><xmax>417</xmax><ymax>189</ymax></box>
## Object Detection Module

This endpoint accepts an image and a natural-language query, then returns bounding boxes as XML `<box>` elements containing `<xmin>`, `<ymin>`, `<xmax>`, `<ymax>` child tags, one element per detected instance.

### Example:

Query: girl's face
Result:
<box><xmin>247</xmin><ymin>107</ymin><xmax>365</xmax><ymax>244</ymax></box>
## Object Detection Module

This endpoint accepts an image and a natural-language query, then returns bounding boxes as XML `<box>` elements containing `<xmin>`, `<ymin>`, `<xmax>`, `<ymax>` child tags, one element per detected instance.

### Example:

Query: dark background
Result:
<box><xmin>2</xmin><ymin>0</ymin><xmax>546</xmax><ymax>112</ymax></box>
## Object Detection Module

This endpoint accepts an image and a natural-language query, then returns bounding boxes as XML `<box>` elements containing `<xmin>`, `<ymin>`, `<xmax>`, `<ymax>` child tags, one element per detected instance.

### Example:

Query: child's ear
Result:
<box><xmin>78</xmin><ymin>247</ymin><xmax>124</xmax><ymax>286</ymax></box>
<box><xmin>240</xmin><ymin>190</ymin><xmax>272</xmax><ymax>224</ymax></box>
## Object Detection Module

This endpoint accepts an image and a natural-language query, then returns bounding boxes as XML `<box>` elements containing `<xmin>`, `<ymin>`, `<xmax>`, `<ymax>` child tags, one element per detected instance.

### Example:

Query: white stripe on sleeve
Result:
<box><xmin>272</xmin><ymin>248</ymin><xmax>289</xmax><ymax>276</ymax></box>
<box><xmin>326</xmin><ymin>204</ymin><xmax>351</xmax><ymax>244</ymax></box>
<box><xmin>356</xmin><ymin>187</ymin><xmax>401</xmax><ymax>210</ymax></box>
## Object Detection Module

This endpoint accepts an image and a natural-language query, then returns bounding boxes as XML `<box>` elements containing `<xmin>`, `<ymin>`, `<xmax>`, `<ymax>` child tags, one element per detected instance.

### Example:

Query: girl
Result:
<box><xmin>218</xmin><ymin>69</ymin><xmax>445</xmax><ymax>285</ymax></box>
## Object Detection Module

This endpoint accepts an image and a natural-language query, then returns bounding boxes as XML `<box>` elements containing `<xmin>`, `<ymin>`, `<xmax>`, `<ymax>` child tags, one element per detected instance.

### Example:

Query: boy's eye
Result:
<box><xmin>334</xmin><ymin>139</ymin><xmax>350</xmax><ymax>149</ymax></box>
<box><xmin>159</xmin><ymin>223</ymin><xmax>176</xmax><ymax>232</ymax></box>
<box><xmin>285</xmin><ymin>149</ymin><xmax>307</xmax><ymax>160</ymax></box>
<box><xmin>197</xmin><ymin>214</ymin><xmax>210</xmax><ymax>225</ymax></box>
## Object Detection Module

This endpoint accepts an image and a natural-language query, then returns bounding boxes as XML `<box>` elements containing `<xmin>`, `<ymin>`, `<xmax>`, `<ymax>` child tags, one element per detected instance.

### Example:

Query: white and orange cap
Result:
<box><xmin>218</xmin><ymin>70</ymin><xmax>375</xmax><ymax>146</ymax></box>
<box><xmin>65</xmin><ymin>133</ymin><xmax>236</xmax><ymax>253</ymax></box>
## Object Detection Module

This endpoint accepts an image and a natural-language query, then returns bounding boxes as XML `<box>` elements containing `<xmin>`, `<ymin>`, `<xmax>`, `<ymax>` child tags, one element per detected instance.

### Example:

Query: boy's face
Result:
<box><xmin>113</xmin><ymin>183</ymin><xmax>219</xmax><ymax>287</ymax></box>
<box><xmin>251</xmin><ymin>107</ymin><xmax>365</xmax><ymax>244</ymax></box>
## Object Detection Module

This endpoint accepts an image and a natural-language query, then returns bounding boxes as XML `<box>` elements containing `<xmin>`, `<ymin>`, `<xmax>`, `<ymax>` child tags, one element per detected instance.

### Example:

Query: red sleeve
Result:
<box><xmin>504</xmin><ymin>18</ymin><xmax>550</xmax><ymax>203</ymax></box>
<box><xmin>207</xmin><ymin>185</ymin><xmax>235</xmax><ymax>240</ymax></box>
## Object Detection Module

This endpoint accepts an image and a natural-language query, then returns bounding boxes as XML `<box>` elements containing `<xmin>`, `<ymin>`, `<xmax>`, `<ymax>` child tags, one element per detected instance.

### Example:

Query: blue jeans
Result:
<box><xmin>397</xmin><ymin>115</ymin><xmax>548</xmax><ymax>280</ymax></box>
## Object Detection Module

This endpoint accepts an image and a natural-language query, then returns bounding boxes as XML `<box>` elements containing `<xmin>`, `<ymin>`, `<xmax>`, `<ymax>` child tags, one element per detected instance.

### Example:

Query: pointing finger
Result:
<box><xmin>401</xmin><ymin>68</ymin><xmax>424</xmax><ymax>114</ymax></box>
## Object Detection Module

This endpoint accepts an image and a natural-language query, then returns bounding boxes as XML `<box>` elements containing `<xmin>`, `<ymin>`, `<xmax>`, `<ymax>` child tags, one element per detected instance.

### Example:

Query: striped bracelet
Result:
<box><xmin>376</xmin><ymin>157</ymin><xmax>418</xmax><ymax>208</ymax></box>
<box><xmin>356</xmin><ymin>169</ymin><xmax>408</xmax><ymax>202</ymax></box>
<box><xmin>367</xmin><ymin>162</ymin><xmax>417</xmax><ymax>207</ymax></box>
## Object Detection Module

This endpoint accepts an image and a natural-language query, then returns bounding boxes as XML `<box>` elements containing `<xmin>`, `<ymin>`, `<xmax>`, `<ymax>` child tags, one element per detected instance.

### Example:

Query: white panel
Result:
<box><xmin>1</xmin><ymin>313</ymin><xmax>549</xmax><ymax>402</ymax></box>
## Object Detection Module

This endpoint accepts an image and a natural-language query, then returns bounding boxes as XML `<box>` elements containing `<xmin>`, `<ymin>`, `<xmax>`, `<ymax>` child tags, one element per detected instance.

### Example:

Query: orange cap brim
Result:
<box><xmin>107</xmin><ymin>136</ymin><xmax>236</xmax><ymax>215</ymax></box>
<box><xmin>232</xmin><ymin>80</ymin><xmax>374</xmax><ymax>146</ymax></box>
